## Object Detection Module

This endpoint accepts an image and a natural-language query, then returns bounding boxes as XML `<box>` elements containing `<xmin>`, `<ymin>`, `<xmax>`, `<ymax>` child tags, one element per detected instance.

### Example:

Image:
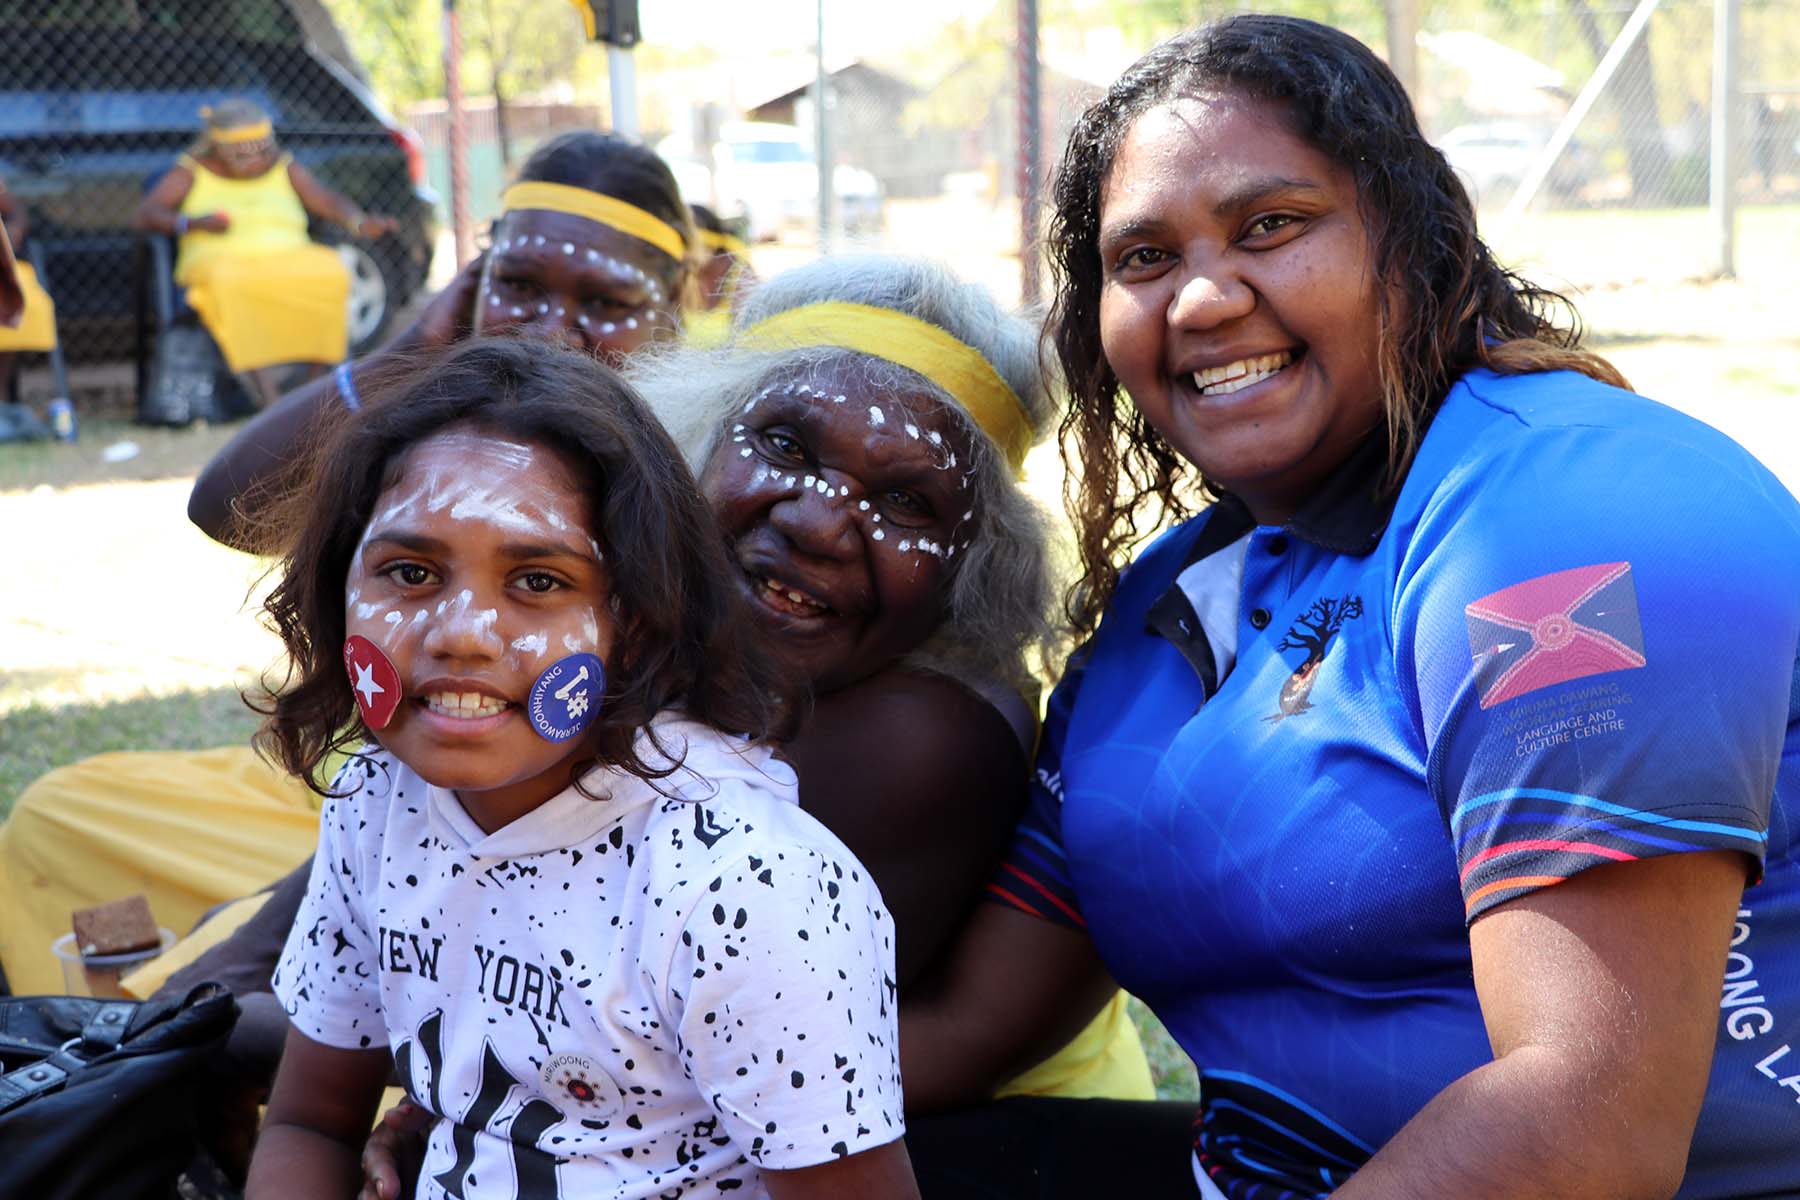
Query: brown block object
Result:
<box><xmin>71</xmin><ymin>894</ymin><xmax>161</xmax><ymax>956</ymax></box>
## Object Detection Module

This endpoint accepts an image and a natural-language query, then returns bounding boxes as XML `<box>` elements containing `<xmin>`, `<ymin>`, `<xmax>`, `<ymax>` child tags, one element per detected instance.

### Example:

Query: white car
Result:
<box><xmin>663</xmin><ymin>121</ymin><xmax>882</xmax><ymax>242</ymax></box>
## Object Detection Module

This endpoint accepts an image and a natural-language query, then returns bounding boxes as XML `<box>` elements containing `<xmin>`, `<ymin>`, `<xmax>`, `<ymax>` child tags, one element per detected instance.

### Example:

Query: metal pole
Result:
<box><xmin>608</xmin><ymin>44</ymin><xmax>639</xmax><ymax>139</ymax></box>
<box><xmin>1710</xmin><ymin>0</ymin><xmax>1739</xmax><ymax>277</ymax></box>
<box><xmin>1497</xmin><ymin>0</ymin><xmax>1662</xmax><ymax>231</ymax></box>
<box><xmin>1383</xmin><ymin>0</ymin><xmax>1419</xmax><ymax>100</ymax></box>
<box><xmin>814</xmin><ymin>0</ymin><xmax>833</xmax><ymax>253</ymax></box>
<box><xmin>442</xmin><ymin>0</ymin><xmax>472</xmax><ymax>268</ymax></box>
<box><xmin>1017</xmin><ymin>0</ymin><xmax>1041</xmax><ymax>307</ymax></box>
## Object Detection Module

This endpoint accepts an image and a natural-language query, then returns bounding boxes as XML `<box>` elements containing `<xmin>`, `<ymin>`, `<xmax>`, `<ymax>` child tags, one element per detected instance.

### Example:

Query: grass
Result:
<box><xmin>1131</xmin><ymin>999</ymin><xmax>1200</xmax><ymax>1101</ymax></box>
<box><xmin>0</xmin><ymin>414</ymin><xmax>238</xmax><ymax>494</ymax></box>
<box><xmin>0</xmin><ymin>687</ymin><xmax>261</xmax><ymax>821</ymax></box>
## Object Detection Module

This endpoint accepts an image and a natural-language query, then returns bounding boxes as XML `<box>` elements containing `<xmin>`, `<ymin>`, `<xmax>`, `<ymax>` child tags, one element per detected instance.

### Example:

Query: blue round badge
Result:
<box><xmin>527</xmin><ymin>653</ymin><xmax>606</xmax><ymax>743</ymax></box>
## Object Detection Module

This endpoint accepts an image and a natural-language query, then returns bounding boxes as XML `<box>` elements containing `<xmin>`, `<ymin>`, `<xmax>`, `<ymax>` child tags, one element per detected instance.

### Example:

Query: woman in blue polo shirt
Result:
<box><xmin>901</xmin><ymin>15</ymin><xmax>1799</xmax><ymax>1198</ymax></box>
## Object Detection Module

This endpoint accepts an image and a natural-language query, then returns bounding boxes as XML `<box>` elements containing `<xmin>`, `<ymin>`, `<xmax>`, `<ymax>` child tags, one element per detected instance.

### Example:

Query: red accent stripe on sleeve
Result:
<box><xmin>1465</xmin><ymin>874</ymin><xmax>1567</xmax><ymax>911</ymax></box>
<box><xmin>997</xmin><ymin>862</ymin><xmax>1087</xmax><ymax>928</ymax></box>
<box><xmin>1459</xmin><ymin>839</ymin><xmax>1638</xmax><ymax>883</ymax></box>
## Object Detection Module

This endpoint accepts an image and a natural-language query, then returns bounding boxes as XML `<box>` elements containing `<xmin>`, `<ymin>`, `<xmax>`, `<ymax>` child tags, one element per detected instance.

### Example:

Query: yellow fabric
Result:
<box><xmin>174</xmin><ymin>154</ymin><xmax>349</xmax><ymax>372</ymax></box>
<box><xmin>739</xmin><ymin>302</ymin><xmax>1033</xmax><ymax>473</ymax></box>
<box><xmin>209</xmin><ymin>120</ymin><xmax>273</xmax><ymax>145</ymax></box>
<box><xmin>501</xmin><ymin>181</ymin><xmax>687</xmax><ymax>263</ymax></box>
<box><xmin>683</xmin><ymin>306</ymin><xmax>732</xmax><ymax>348</ymax></box>
<box><xmin>993</xmin><ymin>991</ymin><xmax>1155</xmax><ymax>1100</ymax></box>
<box><xmin>0</xmin><ymin>747</ymin><xmax>320</xmax><ymax>996</ymax></box>
<box><xmin>0</xmin><ymin>261</ymin><xmax>55</xmax><ymax>351</ymax></box>
<box><xmin>699</xmin><ymin>229</ymin><xmax>748</xmax><ymax>259</ymax></box>
<box><xmin>118</xmin><ymin>890</ymin><xmax>270</xmax><ymax>999</ymax></box>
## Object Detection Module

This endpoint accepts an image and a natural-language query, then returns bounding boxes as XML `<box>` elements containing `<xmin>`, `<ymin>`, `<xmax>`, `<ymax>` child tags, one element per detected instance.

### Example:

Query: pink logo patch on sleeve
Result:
<box><xmin>1464</xmin><ymin>561</ymin><xmax>1646</xmax><ymax>709</ymax></box>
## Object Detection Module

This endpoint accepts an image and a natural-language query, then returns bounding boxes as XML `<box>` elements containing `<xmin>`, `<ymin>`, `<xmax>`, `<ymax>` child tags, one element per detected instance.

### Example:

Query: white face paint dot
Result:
<box><xmin>858</xmin><ymin>500</ymin><xmax>870</xmax><ymax>511</ymax></box>
<box><xmin>871</xmin><ymin>513</ymin><xmax>881</xmax><ymax>522</ymax></box>
<box><xmin>803</xmin><ymin>475</ymin><xmax>816</xmax><ymax>488</ymax></box>
<box><xmin>899</xmin><ymin>539</ymin><xmax>911</xmax><ymax>552</ymax></box>
<box><xmin>624</xmin><ymin>317</ymin><xmax>638</xmax><ymax>330</ymax></box>
<box><xmin>599</xmin><ymin>321</ymin><xmax>616</xmax><ymax>334</ymax></box>
<box><xmin>532</xmin><ymin>235</ymin><xmax>545</xmax><ymax>245</ymax></box>
<box><xmin>510</xmin><ymin>306</ymin><xmax>524</xmax><ymax>317</ymax></box>
<box><xmin>488</xmin><ymin>294</ymin><xmax>500</xmax><ymax>306</ymax></box>
<box><xmin>872</xmin><ymin>528</ymin><xmax>885</xmax><ymax>541</ymax></box>
<box><xmin>905</xmin><ymin>424</ymin><xmax>920</xmax><ymax>439</ymax></box>
<box><xmin>740</xmin><ymin>447</ymin><xmax>752</xmax><ymax>457</ymax></box>
<box><xmin>562</xmin><ymin>242</ymin><xmax>575</xmax><ymax>254</ymax></box>
<box><xmin>384</xmin><ymin>611</ymin><xmax>401</xmax><ymax>626</ymax></box>
<box><xmin>815</xmin><ymin>479</ymin><xmax>829</xmax><ymax>494</ymax></box>
<box><xmin>868</xmin><ymin>406</ymin><xmax>885</xmax><ymax>426</ymax></box>
<box><xmin>536</xmin><ymin>302</ymin><xmax>549</xmax><ymax>315</ymax></box>
<box><xmin>928</xmin><ymin>431</ymin><xmax>943</xmax><ymax>446</ymax></box>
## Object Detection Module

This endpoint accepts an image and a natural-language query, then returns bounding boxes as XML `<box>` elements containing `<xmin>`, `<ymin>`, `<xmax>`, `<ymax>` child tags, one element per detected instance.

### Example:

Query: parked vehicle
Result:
<box><xmin>0</xmin><ymin>0</ymin><xmax>438</xmax><ymax>364</ymax></box>
<box><xmin>1436</xmin><ymin>120</ymin><xmax>1597</xmax><ymax>206</ymax></box>
<box><xmin>663</xmin><ymin>121</ymin><xmax>882</xmax><ymax>243</ymax></box>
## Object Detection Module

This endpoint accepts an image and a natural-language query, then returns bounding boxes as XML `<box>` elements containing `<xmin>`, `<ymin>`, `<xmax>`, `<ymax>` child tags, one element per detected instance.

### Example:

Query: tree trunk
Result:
<box><xmin>493</xmin><ymin>77</ymin><xmax>513</xmax><ymax>169</ymax></box>
<box><xmin>1566</xmin><ymin>0</ymin><xmax>1676</xmax><ymax>203</ymax></box>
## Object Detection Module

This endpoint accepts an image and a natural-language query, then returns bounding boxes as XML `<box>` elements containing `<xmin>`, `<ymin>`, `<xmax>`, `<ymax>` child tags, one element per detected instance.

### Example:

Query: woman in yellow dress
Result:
<box><xmin>132</xmin><ymin>99</ymin><xmax>396</xmax><ymax>408</ymax></box>
<box><xmin>0</xmin><ymin>174</ymin><xmax>58</xmax><ymax>409</ymax></box>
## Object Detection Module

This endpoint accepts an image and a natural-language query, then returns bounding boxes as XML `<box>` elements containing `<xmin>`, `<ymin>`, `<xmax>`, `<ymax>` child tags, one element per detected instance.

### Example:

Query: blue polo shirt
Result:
<box><xmin>993</xmin><ymin>369</ymin><xmax>1800</xmax><ymax>1199</ymax></box>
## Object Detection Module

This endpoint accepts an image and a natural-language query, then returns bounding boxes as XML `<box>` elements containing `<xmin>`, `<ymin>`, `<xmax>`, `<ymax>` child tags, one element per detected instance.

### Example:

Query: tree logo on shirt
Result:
<box><xmin>1266</xmin><ymin>595</ymin><xmax>1363</xmax><ymax>722</ymax></box>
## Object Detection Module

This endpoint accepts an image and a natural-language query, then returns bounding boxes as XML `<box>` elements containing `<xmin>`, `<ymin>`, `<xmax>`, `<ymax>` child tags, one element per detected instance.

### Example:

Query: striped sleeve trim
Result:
<box><xmin>1451</xmin><ymin>787</ymin><xmax>1767</xmax><ymax>919</ymax></box>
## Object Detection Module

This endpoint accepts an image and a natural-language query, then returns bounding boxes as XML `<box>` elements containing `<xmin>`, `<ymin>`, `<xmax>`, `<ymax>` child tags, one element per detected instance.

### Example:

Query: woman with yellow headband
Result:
<box><xmin>133</xmin><ymin>98</ymin><xmax>398</xmax><ymax>407</ymax></box>
<box><xmin>183</xmin><ymin>130</ymin><xmax>694</xmax><ymax>545</ymax></box>
<box><xmin>683</xmin><ymin>202</ymin><xmax>757</xmax><ymax>348</ymax></box>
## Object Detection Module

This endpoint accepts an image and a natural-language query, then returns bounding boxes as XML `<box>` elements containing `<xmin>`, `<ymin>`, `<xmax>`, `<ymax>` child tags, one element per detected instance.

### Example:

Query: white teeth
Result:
<box><xmin>759</xmin><ymin>576</ymin><xmax>827</xmax><ymax>612</ymax></box>
<box><xmin>424</xmin><ymin>691</ymin><xmax>508</xmax><ymax>719</ymax></box>
<box><xmin>1194</xmin><ymin>351</ymin><xmax>1293</xmax><ymax>396</ymax></box>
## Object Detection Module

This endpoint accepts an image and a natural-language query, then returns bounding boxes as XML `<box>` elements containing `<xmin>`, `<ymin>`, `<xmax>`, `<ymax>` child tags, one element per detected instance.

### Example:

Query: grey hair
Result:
<box><xmin>628</xmin><ymin>254</ymin><xmax>1065</xmax><ymax>696</ymax></box>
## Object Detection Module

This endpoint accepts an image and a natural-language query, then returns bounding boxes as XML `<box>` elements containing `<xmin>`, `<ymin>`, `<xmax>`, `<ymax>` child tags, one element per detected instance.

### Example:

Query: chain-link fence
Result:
<box><xmin>0</xmin><ymin>0</ymin><xmax>438</xmax><ymax>397</ymax></box>
<box><xmin>2</xmin><ymin>0</ymin><xmax>1793</xmax><ymax>417</ymax></box>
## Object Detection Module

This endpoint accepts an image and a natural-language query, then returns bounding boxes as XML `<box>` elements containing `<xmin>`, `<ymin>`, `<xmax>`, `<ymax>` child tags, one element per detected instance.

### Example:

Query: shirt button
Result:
<box><xmin>1266</xmin><ymin>535</ymin><xmax>1289</xmax><ymax>555</ymax></box>
<box><xmin>1249</xmin><ymin>608</ymin><xmax>1271</xmax><ymax>630</ymax></box>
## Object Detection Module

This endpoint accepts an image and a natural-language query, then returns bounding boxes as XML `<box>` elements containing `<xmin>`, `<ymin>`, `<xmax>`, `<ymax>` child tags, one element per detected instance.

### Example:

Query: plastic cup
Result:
<box><xmin>50</xmin><ymin>928</ymin><xmax>176</xmax><ymax>998</ymax></box>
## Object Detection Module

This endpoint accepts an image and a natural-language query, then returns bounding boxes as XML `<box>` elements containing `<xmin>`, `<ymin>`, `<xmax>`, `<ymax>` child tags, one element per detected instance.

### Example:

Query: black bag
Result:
<box><xmin>139</xmin><ymin>322</ymin><xmax>253</xmax><ymax>426</ymax></box>
<box><xmin>0</xmin><ymin>984</ymin><xmax>239</xmax><ymax>1200</ymax></box>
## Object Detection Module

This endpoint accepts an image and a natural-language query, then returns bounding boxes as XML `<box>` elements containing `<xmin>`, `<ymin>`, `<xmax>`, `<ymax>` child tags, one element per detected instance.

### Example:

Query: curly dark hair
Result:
<box><xmin>1047</xmin><ymin>14</ymin><xmax>1627</xmax><ymax>637</ymax></box>
<box><xmin>252</xmin><ymin>337</ymin><xmax>796</xmax><ymax>794</ymax></box>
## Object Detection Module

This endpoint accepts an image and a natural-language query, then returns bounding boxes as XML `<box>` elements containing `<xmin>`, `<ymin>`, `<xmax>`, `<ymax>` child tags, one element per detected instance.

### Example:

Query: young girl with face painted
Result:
<box><xmin>244</xmin><ymin>339</ymin><xmax>917</xmax><ymax>1200</ymax></box>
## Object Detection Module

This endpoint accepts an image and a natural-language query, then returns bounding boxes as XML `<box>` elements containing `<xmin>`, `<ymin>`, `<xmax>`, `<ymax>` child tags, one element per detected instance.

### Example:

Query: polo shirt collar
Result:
<box><xmin>1191</xmin><ymin>432</ymin><xmax>1397</xmax><ymax>563</ymax></box>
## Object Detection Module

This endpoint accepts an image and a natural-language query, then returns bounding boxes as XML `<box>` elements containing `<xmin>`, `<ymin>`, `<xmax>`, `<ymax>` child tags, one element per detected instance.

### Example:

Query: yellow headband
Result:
<box><xmin>211</xmin><ymin>120</ymin><xmax>273</xmax><ymax>145</ymax></box>
<box><xmin>699</xmin><ymin>229</ymin><xmax>748</xmax><ymax>258</ymax></box>
<box><xmin>501</xmin><ymin>181</ymin><xmax>687</xmax><ymax>263</ymax></box>
<box><xmin>740</xmin><ymin>302</ymin><xmax>1033</xmax><ymax>473</ymax></box>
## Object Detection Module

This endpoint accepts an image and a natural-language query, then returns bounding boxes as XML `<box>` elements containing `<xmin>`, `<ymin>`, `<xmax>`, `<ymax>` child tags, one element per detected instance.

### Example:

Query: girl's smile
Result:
<box><xmin>343</xmin><ymin>427</ymin><xmax>616</xmax><ymax>831</ymax></box>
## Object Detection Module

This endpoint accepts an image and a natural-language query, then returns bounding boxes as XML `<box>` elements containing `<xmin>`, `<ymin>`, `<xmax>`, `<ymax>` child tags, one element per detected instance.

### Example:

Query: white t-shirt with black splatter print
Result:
<box><xmin>273</xmin><ymin>716</ymin><xmax>903</xmax><ymax>1199</ymax></box>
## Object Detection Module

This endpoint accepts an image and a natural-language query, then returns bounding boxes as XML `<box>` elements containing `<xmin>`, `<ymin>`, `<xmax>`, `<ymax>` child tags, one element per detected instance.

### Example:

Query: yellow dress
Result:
<box><xmin>0</xmin><ymin>746</ymin><xmax>320</xmax><ymax>997</ymax></box>
<box><xmin>0</xmin><ymin>261</ymin><xmax>57</xmax><ymax>352</ymax></box>
<box><xmin>175</xmin><ymin>154</ymin><xmax>349</xmax><ymax>373</ymax></box>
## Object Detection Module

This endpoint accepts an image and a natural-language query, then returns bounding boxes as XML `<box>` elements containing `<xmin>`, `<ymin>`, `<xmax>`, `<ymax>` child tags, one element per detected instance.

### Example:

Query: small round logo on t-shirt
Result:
<box><xmin>542</xmin><ymin>1051</ymin><xmax>621</xmax><ymax>1115</ymax></box>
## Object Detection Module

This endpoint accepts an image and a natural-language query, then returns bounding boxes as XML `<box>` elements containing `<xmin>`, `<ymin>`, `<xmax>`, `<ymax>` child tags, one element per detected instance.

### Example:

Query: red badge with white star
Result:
<box><xmin>343</xmin><ymin>635</ymin><xmax>402</xmax><ymax>729</ymax></box>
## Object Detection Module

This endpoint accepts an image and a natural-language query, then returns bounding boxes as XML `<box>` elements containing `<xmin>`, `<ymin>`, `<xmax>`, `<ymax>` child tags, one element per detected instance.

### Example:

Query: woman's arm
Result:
<box><xmin>1335</xmin><ymin>850</ymin><xmax>1745</xmax><ymax>1199</ymax></box>
<box><xmin>247</xmin><ymin>1026</ymin><xmax>394</xmax><ymax>1199</ymax></box>
<box><xmin>187</xmin><ymin>252</ymin><xmax>485</xmax><ymax>548</ymax></box>
<box><xmin>764</xmin><ymin>1142</ymin><xmax>920</xmax><ymax>1200</ymax></box>
<box><xmin>0</xmin><ymin>181</ymin><xmax>27</xmax><ymax>247</ymax></box>
<box><xmin>901</xmin><ymin>901</ymin><xmax>1120</xmax><ymax>1113</ymax></box>
<box><xmin>789</xmin><ymin>670</ymin><xmax>1029</xmax><ymax>989</ymax></box>
<box><xmin>132</xmin><ymin>164</ymin><xmax>224</xmax><ymax>235</ymax></box>
<box><xmin>287</xmin><ymin>161</ymin><xmax>398</xmax><ymax>239</ymax></box>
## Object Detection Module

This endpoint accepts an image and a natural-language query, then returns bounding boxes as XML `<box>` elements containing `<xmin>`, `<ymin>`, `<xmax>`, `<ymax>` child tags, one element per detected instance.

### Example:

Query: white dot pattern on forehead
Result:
<box><xmin>562</xmin><ymin>242</ymin><xmax>575</xmax><ymax>254</ymax></box>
